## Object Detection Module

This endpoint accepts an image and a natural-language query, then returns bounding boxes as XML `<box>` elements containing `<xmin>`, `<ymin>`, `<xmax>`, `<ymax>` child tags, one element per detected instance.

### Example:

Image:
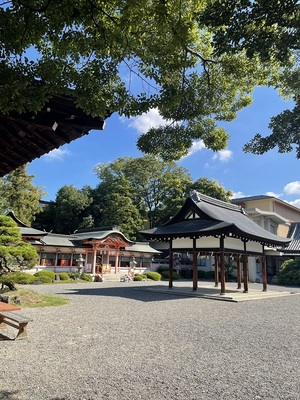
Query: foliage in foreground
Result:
<box><xmin>0</xmin><ymin>215</ymin><xmax>39</xmax><ymax>271</ymax></box>
<box><xmin>1</xmin><ymin>1</ymin><xmax>298</xmax><ymax>161</ymax></box>
<box><xmin>278</xmin><ymin>259</ymin><xmax>300</xmax><ymax>286</ymax></box>
<box><xmin>0</xmin><ymin>288</ymin><xmax>68</xmax><ymax>308</ymax></box>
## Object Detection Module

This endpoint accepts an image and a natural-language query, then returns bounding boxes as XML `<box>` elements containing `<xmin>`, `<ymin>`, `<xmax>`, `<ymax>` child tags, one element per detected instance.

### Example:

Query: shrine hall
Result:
<box><xmin>141</xmin><ymin>191</ymin><xmax>291</xmax><ymax>295</ymax></box>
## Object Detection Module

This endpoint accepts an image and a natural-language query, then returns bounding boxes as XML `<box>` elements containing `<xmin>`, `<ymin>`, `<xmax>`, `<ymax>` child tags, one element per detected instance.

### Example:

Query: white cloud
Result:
<box><xmin>44</xmin><ymin>148</ymin><xmax>70</xmax><ymax>161</ymax></box>
<box><xmin>265</xmin><ymin>191</ymin><xmax>282</xmax><ymax>198</ymax></box>
<box><xmin>127</xmin><ymin>108</ymin><xmax>169</xmax><ymax>134</ymax></box>
<box><xmin>181</xmin><ymin>140</ymin><xmax>206</xmax><ymax>159</ymax></box>
<box><xmin>230</xmin><ymin>191</ymin><xmax>245</xmax><ymax>199</ymax></box>
<box><xmin>212</xmin><ymin>149</ymin><xmax>233</xmax><ymax>162</ymax></box>
<box><xmin>284</xmin><ymin>181</ymin><xmax>300</xmax><ymax>195</ymax></box>
<box><xmin>289</xmin><ymin>199</ymin><xmax>300</xmax><ymax>209</ymax></box>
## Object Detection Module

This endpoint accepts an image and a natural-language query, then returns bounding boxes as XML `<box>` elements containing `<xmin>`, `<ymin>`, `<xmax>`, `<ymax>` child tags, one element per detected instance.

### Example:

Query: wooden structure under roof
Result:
<box><xmin>0</xmin><ymin>94</ymin><xmax>107</xmax><ymax>177</ymax></box>
<box><xmin>141</xmin><ymin>191</ymin><xmax>291</xmax><ymax>295</ymax></box>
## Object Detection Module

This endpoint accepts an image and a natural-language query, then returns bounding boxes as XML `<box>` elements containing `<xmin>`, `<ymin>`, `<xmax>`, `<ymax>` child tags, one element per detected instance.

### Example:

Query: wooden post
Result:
<box><xmin>169</xmin><ymin>240</ymin><xmax>173</xmax><ymax>289</ymax></box>
<box><xmin>262</xmin><ymin>254</ymin><xmax>267</xmax><ymax>292</ymax></box>
<box><xmin>92</xmin><ymin>245</ymin><xmax>97</xmax><ymax>276</ymax></box>
<box><xmin>220</xmin><ymin>237</ymin><xmax>226</xmax><ymax>295</ymax></box>
<box><xmin>192</xmin><ymin>238</ymin><xmax>198</xmax><ymax>291</ymax></box>
<box><xmin>237</xmin><ymin>255</ymin><xmax>242</xmax><ymax>289</ymax></box>
<box><xmin>243</xmin><ymin>241</ymin><xmax>248</xmax><ymax>293</ymax></box>
<box><xmin>214</xmin><ymin>254</ymin><xmax>219</xmax><ymax>287</ymax></box>
<box><xmin>115</xmin><ymin>249</ymin><xmax>119</xmax><ymax>274</ymax></box>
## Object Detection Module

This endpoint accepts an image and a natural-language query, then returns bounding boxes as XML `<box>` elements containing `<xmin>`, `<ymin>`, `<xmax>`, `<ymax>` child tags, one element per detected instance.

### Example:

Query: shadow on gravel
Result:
<box><xmin>55</xmin><ymin>286</ymin><xmax>185</xmax><ymax>302</ymax></box>
<box><xmin>55</xmin><ymin>284</ymin><xmax>238</xmax><ymax>302</ymax></box>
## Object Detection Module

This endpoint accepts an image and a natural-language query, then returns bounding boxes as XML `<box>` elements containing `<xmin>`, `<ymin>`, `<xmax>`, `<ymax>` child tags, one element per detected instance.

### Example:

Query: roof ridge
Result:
<box><xmin>189</xmin><ymin>191</ymin><xmax>242</xmax><ymax>212</ymax></box>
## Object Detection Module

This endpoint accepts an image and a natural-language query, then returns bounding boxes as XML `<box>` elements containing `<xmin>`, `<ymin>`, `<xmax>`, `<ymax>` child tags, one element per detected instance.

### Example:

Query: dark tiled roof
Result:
<box><xmin>0</xmin><ymin>93</ymin><xmax>107</xmax><ymax>177</ymax></box>
<box><xmin>141</xmin><ymin>191</ymin><xmax>291</xmax><ymax>247</ymax></box>
<box><xmin>280</xmin><ymin>223</ymin><xmax>300</xmax><ymax>253</ymax></box>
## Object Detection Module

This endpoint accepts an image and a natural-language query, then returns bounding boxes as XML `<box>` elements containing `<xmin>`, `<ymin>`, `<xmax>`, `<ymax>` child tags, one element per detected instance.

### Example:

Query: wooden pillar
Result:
<box><xmin>92</xmin><ymin>245</ymin><xmax>97</xmax><ymax>276</ymax></box>
<box><xmin>115</xmin><ymin>249</ymin><xmax>119</xmax><ymax>274</ymax></box>
<box><xmin>262</xmin><ymin>253</ymin><xmax>267</xmax><ymax>292</ymax></box>
<box><xmin>192</xmin><ymin>238</ymin><xmax>197</xmax><ymax>291</ymax></box>
<box><xmin>237</xmin><ymin>255</ymin><xmax>242</xmax><ymax>289</ymax></box>
<box><xmin>243</xmin><ymin>241</ymin><xmax>249</xmax><ymax>293</ymax></box>
<box><xmin>214</xmin><ymin>254</ymin><xmax>219</xmax><ymax>287</ymax></box>
<box><xmin>220</xmin><ymin>237</ymin><xmax>226</xmax><ymax>295</ymax></box>
<box><xmin>107</xmin><ymin>250</ymin><xmax>110</xmax><ymax>271</ymax></box>
<box><xmin>169</xmin><ymin>240</ymin><xmax>173</xmax><ymax>289</ymax></box>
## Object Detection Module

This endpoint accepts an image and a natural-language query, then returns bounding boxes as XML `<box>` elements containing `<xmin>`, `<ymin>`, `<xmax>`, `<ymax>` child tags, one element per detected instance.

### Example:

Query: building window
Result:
<box><xmin>57</xmin><ymin>253</ymin><xmax>71</xmax><ymax>266</ymax></box>
<box><xmin>40</xmin><ymin>253</ymin><xmax>56</xmax><ymax>266</ymax></box>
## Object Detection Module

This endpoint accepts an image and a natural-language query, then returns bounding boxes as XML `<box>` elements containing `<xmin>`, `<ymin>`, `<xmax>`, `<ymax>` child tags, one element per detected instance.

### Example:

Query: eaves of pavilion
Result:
<box><xmin>0</xmin><ymin>93</ymin><xmax>107</xmax><ymax>177</ymax></box>
<box><xmin>141</xmin><ymin>191</ymin><xmax>291</xmax><ymax>295</ymax></box>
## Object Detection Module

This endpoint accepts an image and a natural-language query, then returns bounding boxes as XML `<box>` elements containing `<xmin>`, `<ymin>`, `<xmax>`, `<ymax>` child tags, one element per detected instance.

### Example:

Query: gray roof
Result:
<box><xmin>124</xmin><ymin>242</ymin><xmax>161</xmax><ymax>254</ymax></box>
<box><xmin>39</xmin><ymin>233</ymin><xmax>78</xmax><ymax>247</ymax></box>
<box><xmin>141</xmin><ymin>191</ymin><xmax>291</xmax><ymax>247</ymax></box>
<box><xmin>73</xmin><ymin>227</ymin><xmax>133</xmax><ymax>244</ymax></box>
<box><xmin>20</xmin><ymin>226</ymin><xmax>47</xmax><ymax>237</ymax></box>
<box><xmin>280</xmin><ymin>223</ymin><xmax>300</xmax><ymax>253</ymax></box>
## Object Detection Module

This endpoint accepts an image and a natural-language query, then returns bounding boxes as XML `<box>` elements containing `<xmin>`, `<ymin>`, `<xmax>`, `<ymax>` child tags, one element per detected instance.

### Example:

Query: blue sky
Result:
<box><xmin>27</xmin><ymin>86</ymin><xmax>300</xmax><ymax>208</ymax></box>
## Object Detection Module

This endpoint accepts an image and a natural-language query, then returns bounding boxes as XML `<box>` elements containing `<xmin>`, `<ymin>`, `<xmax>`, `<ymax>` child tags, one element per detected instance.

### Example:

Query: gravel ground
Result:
<box><xmin>1</xmin><ymin>280</ymin><xmax>300</xmax><ymax>400</ymax></box>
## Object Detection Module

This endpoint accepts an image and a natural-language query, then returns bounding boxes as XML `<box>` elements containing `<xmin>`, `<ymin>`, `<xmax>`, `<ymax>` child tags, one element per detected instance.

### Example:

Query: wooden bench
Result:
<box><xmin>0</xmin><ymin>311</ymin><xmax>32</xmax><ymax>339</ymax></box>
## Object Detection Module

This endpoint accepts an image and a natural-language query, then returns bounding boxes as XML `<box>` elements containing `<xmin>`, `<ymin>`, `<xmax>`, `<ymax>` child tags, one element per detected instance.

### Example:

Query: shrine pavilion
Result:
<box><xmin>141</xmin><ymin>191</ymin><xmax>291</xmax><ymax>294</ymax></box>
<box><xmin>7</xmin><ymin>211</ymin><xmax>160</xmax><ymax>275</ymax></box>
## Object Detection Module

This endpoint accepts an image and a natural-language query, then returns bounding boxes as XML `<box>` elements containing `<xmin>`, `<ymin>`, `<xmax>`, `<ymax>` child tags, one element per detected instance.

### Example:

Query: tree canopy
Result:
<box><xmin>34</xmin><ymin>156</ymin><xmax>233</xmax><ymax>237</ymax></box>
<box><xmin>191</xmin><ymin>177</ymin><xmax>233</xmax><ymax>202</ymax></box>
<box><xmin>1</xmin><ymin>1</ymin><xmax>298</xmax><ymax>160</ymax></box>
<box><xmin>0</xmin><ymin>215</ymin><xmax>39</xmax><ymax>271</ymax></box>
<box><xmin>0</xmin><ymin>165</ymin><xmax>46</xmax><ymax>225</ymax></box>
<box><xmin>94</xmin><ymin>156</ymin><xmax>192</xmax><ymax>229</ymax></box>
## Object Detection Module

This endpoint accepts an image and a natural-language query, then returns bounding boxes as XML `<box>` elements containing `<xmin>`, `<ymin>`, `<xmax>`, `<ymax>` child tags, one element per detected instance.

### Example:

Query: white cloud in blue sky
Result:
<box><xmin>212</xmin><ymin>149</ymin><xmax>233</xmax><ymax>162</ymax></box>
<box><xmin>231</xmin><ymin>191</ymin><xmax>245</xmax><ymax>199</ymax></box>
<box><xmin>127</xmin><ymin>108</ymin><xmax>168</xmax><ymax>133</ymax></box>
<box><xmin>265</xmin><ymin>191</ymin><xmax>282</xmax><ymax>198</ymax></box>
<box><xmin>290</xmin><ymin>199</ymin><xmax>300</xmax><ymax>208</ymax></box>
<box><xmin>181</xmin><ymin>140</ymin><xmax>206</xmax><ymax>159</ymax></box>
<box><xmin>284</xmin><ymin>181</ymin><xmax>300</xmax><ymax>195</ymax></box>
<box><xmin>44</xmin><ymin>148</ymin><xmax>71</xmax><ymax>161</ymax></box>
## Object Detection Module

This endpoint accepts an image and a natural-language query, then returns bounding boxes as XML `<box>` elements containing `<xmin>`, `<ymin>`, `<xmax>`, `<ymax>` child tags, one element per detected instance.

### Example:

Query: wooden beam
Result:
<box><xmin>192</xmin><ymin>238</ymin><xmax>197</xmax><ymax>291</ymax></box>
<box><xmin>169</xmin><ymin>240</ymin><xmax>173</xmax><ymax>289</ymax></box>
<box><xmin>220</xmin><ymin>237</ymin><xmax>226</xmax><ymax>295</ymax></box>
<box><xmin>262</xmin><ymin>253</ymin><xmax>267</xmax><ymax>292</ymax></box>
<box><xmin>237</xmin><ymin>255</ymin><xmax>242</xmax><ymax>289</ymax></box>
<box><xmin>243</xmin><ymin>241</ymin><xmax>249</xmax><ymax>293</ymax></box>
<box><xmin>214</xmin><ymin>253</ymin><xmax>219</xmax><ymax>287</ymax></box>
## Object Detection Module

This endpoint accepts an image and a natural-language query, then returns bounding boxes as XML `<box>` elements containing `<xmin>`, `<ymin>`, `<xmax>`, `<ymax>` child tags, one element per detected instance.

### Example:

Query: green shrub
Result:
<box><xmin>156</xmin><ymin>265</ymin><xmax>169</xmax><ymax>274</ymax></box>
<box><xmin>58</xmin><ymin>272</ymin><xmax>70</xmax><ymax>281</ymax></box>
<box><xmin>205</xmin><ymin>270</ymin><xmax>216</xmax><ymax>280</ymax></box>
<box><xmin>197</xmin><ymin>270</ymin><xmax>206</xmax><ymax>279</ymax></box>
<box><xmin>180</xmin><ymin>268</ymin><xmax>192</xmax><ymax>279</ymax></box>
<box><xmin>69</xmin><ymin>272</ymin><xmax>80</xmax><ymax>280</ymax></box>
<box><xmin>133</xmin><ymin>274</ymin><xmax>146</xmax><ymax>281</ymax></box>
<box><xmin>145</xmin><ymin>271</ymin><xmax>161</xmax><ymax>281</ymax></box>
<box><xmin>36</xmin><ymin>275</ymin><xmax>52</xmax><ymax>284</ymax></box>
<box><xmin>0</xmin><ymin>271</ymin><xmax>37</xmax><ymax>285</ymax></box>
<box><xmin>278</xmin><ymin>259</ymin><xmax>300</xmax><ymax>286</ymax></box>
<box><xmin>160</xmin><ymin>270</ymin><xmax>179</xmax><ymax>280</ymax></box>
<box><xmin>34</xmin><ymin>270</ymin><xmax>56</xmax><ymax>280</ymax></box>
<box><xmin>81</xmin><ymin>273</ymin><xmax>93</xmax><ymax>281</ymax></box>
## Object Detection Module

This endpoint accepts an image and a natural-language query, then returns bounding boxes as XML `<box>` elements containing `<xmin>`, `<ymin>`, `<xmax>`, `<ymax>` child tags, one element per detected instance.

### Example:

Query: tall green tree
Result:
<box><xmin>53</xmin><ymin>185</ymin><xmax>93</xmax><ymax>234</ymax></box>
<box><xmin>0</xmin><ymin>165</ymin><xmax>46</xmax><ymax>225</ymax></box>
<box><xmin>0</xmin><ymin>0</ymin><xmax>289</xmax><ymax>160</ymax></box>
<box><xmin>191</xmin><ymin>178</ymin><xmax>233</xmax><ymax>202</ymax></box>
<box><xmin>94</xmin><ymin>156</ymin><xmax>192</xmax><ymax>228</ymax></box>
<box><xmin>0</xmin><ymin>215</ymin><xmax>38</xmax><ymax>271</ymax></box>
